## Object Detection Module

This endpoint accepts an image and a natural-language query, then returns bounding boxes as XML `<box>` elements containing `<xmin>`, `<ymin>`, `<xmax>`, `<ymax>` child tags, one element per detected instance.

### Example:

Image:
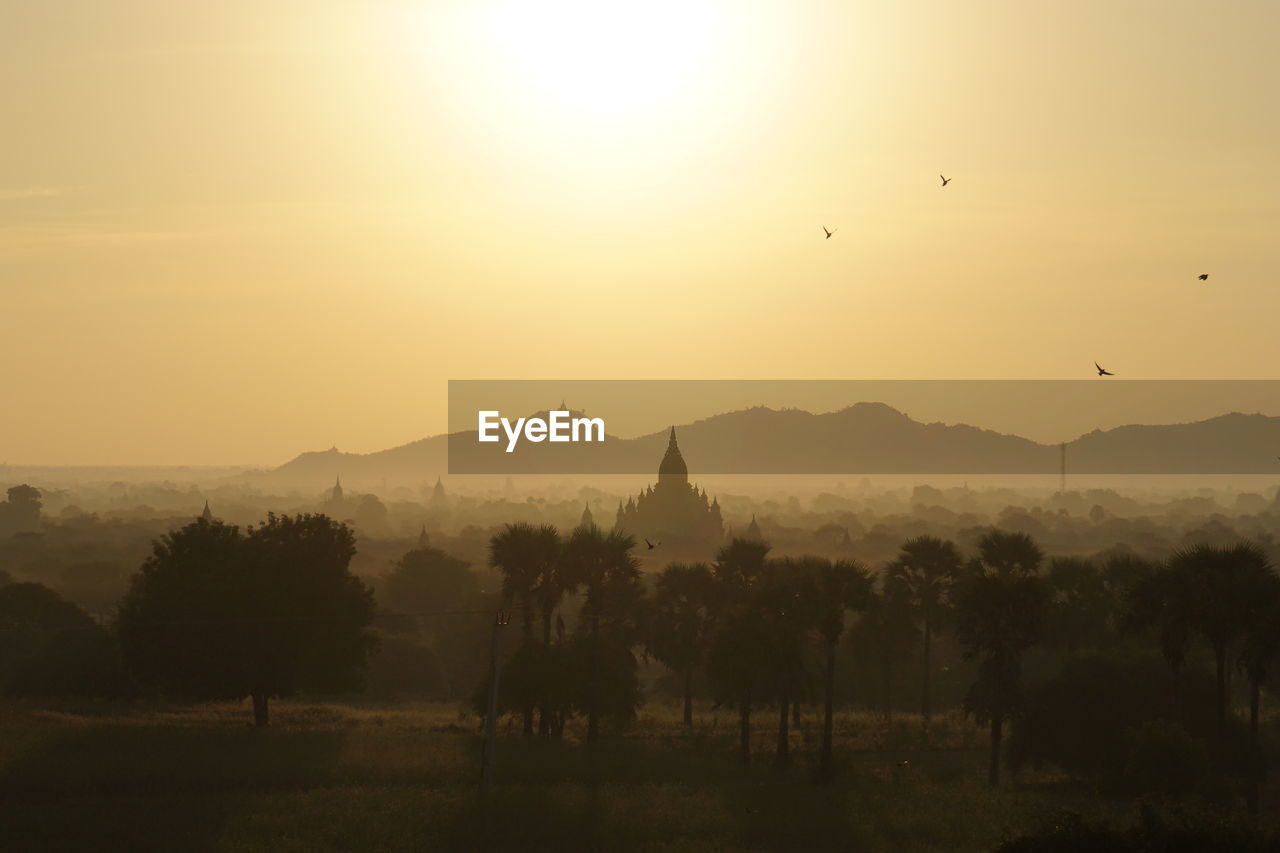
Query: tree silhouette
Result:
<box><xmin>489</xmin><ymin>522</ymin><xmax>561</xmax><ymax>735</ymax></box>
<box><xmin>886</xmin><ymin>536</ymin><xmax>961</xmax><ymax>724</ymax></box>
<box><xmin>1171</xmin><ymin>542</ymin><xmax>1275</xmax><ymax>733</ymax></box>
<box><xmin>1043</xmin><ymin>556</ymin><xmax>1113</xmax><ymax>654</ymax></box>
<box><xmin>706</xmin><ymin>536</ymin><xmax>773</xmax><ymax>765</ymax></box>
<box><xmin>850</xmin><ymin>573</ymin><xmax>917</xmax><ymax>723</ymax></box>
<box><xmin>1237</xmin><ymin>560</ymin><xmax>1280</xmax><ymax>814</ymax></box>
<box><xmin>809</xmin><ymin>557</ymin><xmax>871</xmax><ymax>781</ymax></box>
<box><xmin>1122</xmin><ymin>557</ymin><xmax>1194</xmax><ymax>716</ymax></box>
<box><xmin>648</xmin><ymin>562</ymin><xmax>718</xmax><ymax>727</ymax></box>
<box><xmin>953</xmin><ymin>530</ymin><xmax>1049</xmax><ymax>786</ymax></box>
<box><xmin>562</xmin><ymin>524</ymin><xmax>643</xmax><ymax>742</ymax></box>
<box><xmin>753</xmin><ymin>558</ymin><xmax>823</xmax><ymax>769</ymax></box>
<box><xmin>117</xmin><ymin>515</ymin><xmax>376</xmax><ymax>726</ymax></box>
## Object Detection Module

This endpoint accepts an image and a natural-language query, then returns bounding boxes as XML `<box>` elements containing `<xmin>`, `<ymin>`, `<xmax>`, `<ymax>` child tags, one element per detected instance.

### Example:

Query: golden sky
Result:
<box><xmin>4</xmin><ymin>0</ymin><xmax>1279</xmax><ymax>465</ymax></box>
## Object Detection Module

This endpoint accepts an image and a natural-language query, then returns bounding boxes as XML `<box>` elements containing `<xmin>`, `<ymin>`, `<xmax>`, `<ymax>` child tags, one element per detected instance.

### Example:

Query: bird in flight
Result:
<box><xmin>644</xmin><ymin>538</ymin><xmax>660</xmax><ymax>550</ymax></box>
<box><xmin>823</xmin><ymin>226</ymin><xmax>835</xmax><ymax>239</ymax></box>
<box><xmin>940</xmin><ymin>174</ymin><xmax>952</xmax><ymax>187</ymax></box>
<box><xmin>1198</xmin><ymin>273</ymin><xmax>1209</xmax><ymax>281</ymax></box>
<box><xmin>1095</xmin><ymin>362</ymin><xmax>1115</xmax><ymax>376</ymax></box>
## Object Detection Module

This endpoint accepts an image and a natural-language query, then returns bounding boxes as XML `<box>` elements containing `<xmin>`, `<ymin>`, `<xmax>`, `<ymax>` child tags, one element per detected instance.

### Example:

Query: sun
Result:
<box><xmin>481</xmin><ymin>0</ymin><xmax>721</xmax><ymax>120</ymax></box>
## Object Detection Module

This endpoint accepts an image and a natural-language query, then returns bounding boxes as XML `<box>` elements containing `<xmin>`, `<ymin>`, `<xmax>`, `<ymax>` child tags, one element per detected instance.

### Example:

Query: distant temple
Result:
<box><xmin>200</xmin><ymin>500</ymin><xmax>214</xmax><ymax>522</ymax></box>
<box><xmin>579</xmin><ymin>502</ymin><xmax>594</xmax><ymax>530</ymax></box>
<box><xmin>330</xmin><ymin>477</ymin><xmax>344</xmax><ymax>503</ymax></box>
<box><xmin>417</xmin><ymin>524</ymin><xmax>431</xmax><ymax>549</ymax></box>
<box><xmin>615</xmin><ymin>427</ymin><xmax>723</xmax><ymax>547</ymax></box>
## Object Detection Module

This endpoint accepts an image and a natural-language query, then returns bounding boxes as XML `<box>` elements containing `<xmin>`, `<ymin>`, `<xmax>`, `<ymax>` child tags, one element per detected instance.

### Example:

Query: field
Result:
<box><xmin>0</xmin><ymin>699</ymin><xmax>1165</xmax><ymax>853</ymax></box>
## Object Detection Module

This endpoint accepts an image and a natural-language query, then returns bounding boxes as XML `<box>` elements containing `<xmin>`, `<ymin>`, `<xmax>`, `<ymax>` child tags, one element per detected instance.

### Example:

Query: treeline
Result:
<box><xmin>478</xmin><ymin>523</ymin><xmax>1280</xmax><ymax>808</ymax></box>
<box><xmin>4</xmin><ymin>508</ymin><xmax>1280</xmax><ymax>813</ymax></box>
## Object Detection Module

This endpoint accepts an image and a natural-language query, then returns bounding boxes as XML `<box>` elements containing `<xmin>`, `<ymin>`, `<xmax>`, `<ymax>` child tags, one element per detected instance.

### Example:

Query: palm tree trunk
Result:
<box><xmin>521</xmin><ymin>598</ymin><xmax>535</xmax><ymax>737</ymax></box>
<box><xmin>739</xmin><ymin>695</ymin><xmax>752</xmax><ymax>766</ymax></box>
<box><xmin>1214</xmin><ymin>642</ymin><xmax>1228</xmax><ymax>734</ymax></box>
<box><xmin>682</xmin><ymin>668</ymin><xmax>694</xmax><ymax>727</ymax></box>
<box><xmin>921</xmin><ymin>614</ymin><xmax>932</xmax><ymax>726</ymax></box>
<box><xmin>820</xmin><ymin>641</ymin><xmax>836</xmax><ymax>783</ymax></box>
<box><xmin>1247</xmin><ymin>677</ymin><xmax>1262</xmax><ymax>816</ymax></box>
<box><xmin>538</xmin><ymin>611</ymin><xmax>554</xmax><ymax>737</ymax></box>
<box><xmin>988</xmin><ymin>715</ymin><xmax>1002</xmax><ymax>787</ymax></box>
<box><xmin>775</xmin><ymin>686</ymin><xmax>790</xmax><ymax>769</ymax></box>
<box><xmin>882</xmin><ymin>653</ymin><xmax>893</xmax><ymax>723</ymax></box>
<box><xmin>587</xmin><ymin>616</ymin><xmax>600</xmax><ymax>743</ymax></box>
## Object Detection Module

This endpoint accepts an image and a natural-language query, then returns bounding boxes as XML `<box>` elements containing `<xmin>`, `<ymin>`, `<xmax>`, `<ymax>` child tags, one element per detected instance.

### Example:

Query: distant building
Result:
<box><xmin>615</xmin><ymin>427</ymin><xmax>723</xmax><ymax>548</ymax></box>
<box><xmin>331</xmin><ymin>477</ymin><xmax>344</xmax><ymax>503</ymax></box>
<box><xmin>579</xmin><ymin>502</ymin><xmax>594</xmax><ymax>530</ymax></box>
<box><xmin>745</xmin><ymin>514</ymin><xmax>763</xmax><ymax>541</ymax></box>
<box><xmin>417</xmin><ymin>523</ymin><xmax>431</xmax><ymax>549</ymax></box>
<box><xmin>432</xmin><ymin>476</ymin><xmax>447</xmax><ymax>503</ymax></box>
<box><xmin>200</xmin><ymin>500</ymin><xmax>214</xmax><ymax>522</ymax></box>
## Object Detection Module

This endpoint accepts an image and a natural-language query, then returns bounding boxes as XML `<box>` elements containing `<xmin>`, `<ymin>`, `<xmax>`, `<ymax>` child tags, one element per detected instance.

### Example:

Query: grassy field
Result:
<box><xmin>0</xmin><ymin>700</ymin><xmax>1213</xmax><ymax>852</ymax></box>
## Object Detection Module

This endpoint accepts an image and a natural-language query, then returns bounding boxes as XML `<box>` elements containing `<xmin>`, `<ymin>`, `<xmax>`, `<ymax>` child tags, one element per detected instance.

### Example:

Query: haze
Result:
<box><xmin>4</xmin><ymin>0</ymin><xmax>1279</xmax><ymax>465</ymax></box>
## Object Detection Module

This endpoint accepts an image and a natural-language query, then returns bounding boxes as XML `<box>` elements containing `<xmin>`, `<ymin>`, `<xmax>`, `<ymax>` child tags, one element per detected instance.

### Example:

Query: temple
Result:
<box><xmin>614</xmin><ymin>427</ymin><xmax>723</xmax><ymax>548</ymax></box>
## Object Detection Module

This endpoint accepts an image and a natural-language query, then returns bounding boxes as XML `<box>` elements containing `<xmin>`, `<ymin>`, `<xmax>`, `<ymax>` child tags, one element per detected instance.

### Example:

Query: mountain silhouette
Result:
<box><xmin>263</xmin><ymin>403</ymin><xmax>1280</xmax><ymax>484</ymax></box>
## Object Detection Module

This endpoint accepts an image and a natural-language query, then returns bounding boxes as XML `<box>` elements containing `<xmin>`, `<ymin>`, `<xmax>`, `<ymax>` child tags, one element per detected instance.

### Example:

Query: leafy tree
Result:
<box><xmin>886</xmin><ymin>536</ymin><xmax>961</xmax><ymax>723</ymax></box>
<box><xmin>648</xmin><ymin>562</ymin><xmax>718</xmax><ymax>726</ymax></box>
<box><xmin>953</xmin><ymin>530</ymin><xmax>1049</xmax><ymax>786</ymax></box>
<box><xmin>383</xmin><ymin>546</ymin><xmax>479</xmax><ymax>615</ymax></box>
<box><xmin>0</xmin><ymin>484</ymin><xmax>42</xmax><ymax>536</ymax></box>
<box><xmin>0</xmin><ymin>582</ymin><xmax>129</xmax><ymax>697</ymax></box>
<box><xmin>117</xmin><ymin>515</ymin><xmax>376</xmax><ymax>726</ymax></box>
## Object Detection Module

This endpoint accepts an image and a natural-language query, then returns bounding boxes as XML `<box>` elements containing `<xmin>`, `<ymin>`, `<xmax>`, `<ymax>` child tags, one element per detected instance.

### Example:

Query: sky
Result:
<box><xmin>3</xmin><ymin>0</ymin><xmax>1279</xmax><ymax>465</ymax></box>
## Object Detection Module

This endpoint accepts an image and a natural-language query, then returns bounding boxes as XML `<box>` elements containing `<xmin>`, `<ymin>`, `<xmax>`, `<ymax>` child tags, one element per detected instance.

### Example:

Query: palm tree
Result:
<box><xmin>756</xmin><ymin>558</ymin><xmax>822</xmax><ymax>770</ymax></box>
<box><xmin>648</xmin><ymin>562</ymin><xmax>718</xmax><ymax>727</ymax></box>
<box><xmin>850</xmin><ymin>573</ymin><xmax>917</xmax><ymax>724</ymax></box>
<box><xmin>953</xmin><ymin>530</ymin><xmax>1049</xmax><ymax>787</ymax></box>
<box><xmin>810</xmin><ymin>557</ymin><xmax>871</xmax><ymax>782</ymax></box>
<box><xmin>713</xmin><ymin>537</ymin><xmax>771</xmax><ymax>593</ymax></box>
<box><xmin>886</xmin><ymin>536</ymin><xmax>961</xmax><ymax>725</ymax></box>
<box><xmin>1238</xmin><ymin>564</ymin><xmax>1280</xmax><ymax>815</ymax></box>
<box><xmin>562</xmin><ymin>524</ymin><xmax>642</xmax><ymax>742</ymax></box>
<box><xmin>707</xmin><ymin>606</ymin><xmax>771</xmax><ymax>766</ymax></box>
<box><xmin>1121</xmin><ymin>558</ymin><xmax>1192</xmax><ymax>716</ymax></box>
<box><xmin>1171</xmin><ymin>542</ymin><xmax>1275</xmax><ymax>732</ymax></box>
<box><xmin>489</xmin><ymin>522</ymin><xmax>561</xmax><ymax>736</ymax></box>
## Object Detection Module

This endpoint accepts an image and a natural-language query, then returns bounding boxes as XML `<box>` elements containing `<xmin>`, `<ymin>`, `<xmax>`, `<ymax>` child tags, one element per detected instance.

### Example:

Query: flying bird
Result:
<box><xmin>644</xmin><ymin>538</ymin><xmax>660</xmax><ymax>550</ymax></box>
<box><xmin>823</xmin><ymin>226</ymin><xmax>835</xmax><ymax>239</ymax></box>
<box><xmin>939</xmin><ymin>174</ymin><xmax>951</xmax><ymax>187</ymax></box>
<box><xmin>1198</xmin><ymin>273</ymin><xmax>1209</xmax><ymax>281</ymax></box>
<box><xmin>1095</xmin><ymin>362</ymin><xmax>1115</xmax><ymax>376</ymax></box>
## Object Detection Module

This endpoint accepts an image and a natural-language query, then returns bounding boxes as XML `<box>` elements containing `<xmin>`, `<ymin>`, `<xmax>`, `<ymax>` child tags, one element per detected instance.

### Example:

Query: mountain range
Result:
<box><xmin>261</xmin><ymin>402</ymin><xmax>1280</xmax><ymax>485</ymax></box>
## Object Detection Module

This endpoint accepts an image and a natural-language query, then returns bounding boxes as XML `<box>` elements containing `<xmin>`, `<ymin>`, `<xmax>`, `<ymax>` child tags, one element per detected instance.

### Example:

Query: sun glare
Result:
<box><xmin>483</xmin><ymin>0</ymin><xmax>720</xmax><ymax>118</ymax></box>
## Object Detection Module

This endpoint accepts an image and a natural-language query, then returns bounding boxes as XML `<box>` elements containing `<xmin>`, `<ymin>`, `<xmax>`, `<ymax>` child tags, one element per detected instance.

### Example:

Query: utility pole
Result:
<box><xmin>480</xmin><ymin>609</ymin><xmax>510</xmax><ymax>792</ymax></box>
<box><xmin>1059</xmin><ymin>442</ymin><xmax>1067</xmax><ymax>494</ymax></box>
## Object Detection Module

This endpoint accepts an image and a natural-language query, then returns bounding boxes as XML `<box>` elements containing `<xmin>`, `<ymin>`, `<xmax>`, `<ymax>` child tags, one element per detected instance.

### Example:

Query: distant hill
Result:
<box><xmin>259</xmin><ymin>403</ymin><xmax>1280</xmax><ymax>487</ymax></box>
